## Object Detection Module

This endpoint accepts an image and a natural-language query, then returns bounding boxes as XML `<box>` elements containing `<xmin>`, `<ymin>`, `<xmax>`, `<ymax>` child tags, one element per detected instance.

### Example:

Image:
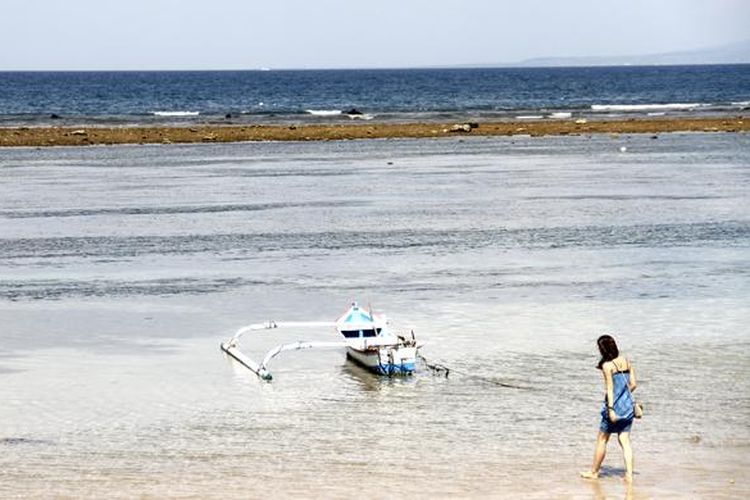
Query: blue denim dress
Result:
<box><xmin>599</xmin><ymin>366</ymin><xmax>635</xmax><ymax>434</ymax></box>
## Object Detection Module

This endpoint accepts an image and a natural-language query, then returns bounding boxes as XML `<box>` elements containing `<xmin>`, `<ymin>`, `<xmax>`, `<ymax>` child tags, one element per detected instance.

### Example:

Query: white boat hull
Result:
<box><xmin>346</xmin><ymin>345</ymin><xmax>417</xmax><ymax>375</ymax></box>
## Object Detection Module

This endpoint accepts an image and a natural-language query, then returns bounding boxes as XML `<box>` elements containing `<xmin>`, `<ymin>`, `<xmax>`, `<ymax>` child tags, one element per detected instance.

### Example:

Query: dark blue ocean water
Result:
<box><xmin>0</xmin><ymin>65</ymin><xmax>748</xmax><ymax>125</ymax></box>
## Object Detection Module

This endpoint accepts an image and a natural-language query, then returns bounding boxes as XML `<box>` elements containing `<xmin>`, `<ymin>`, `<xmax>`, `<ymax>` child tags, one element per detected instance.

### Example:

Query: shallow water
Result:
<box><xmin>1</xmin><ymin>134</ymin><xmax>749</xmax><ymax>498</ymax></box>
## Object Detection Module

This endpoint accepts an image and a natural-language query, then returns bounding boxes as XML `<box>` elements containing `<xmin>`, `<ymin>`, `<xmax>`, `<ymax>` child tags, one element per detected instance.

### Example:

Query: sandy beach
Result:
<box><xmin>0</xmin><ymin>116</ymin><xmax>747</xmax><ymax>147</ymax></box>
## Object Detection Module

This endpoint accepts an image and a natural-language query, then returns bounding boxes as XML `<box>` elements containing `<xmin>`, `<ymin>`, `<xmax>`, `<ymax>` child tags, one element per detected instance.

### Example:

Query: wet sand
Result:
<box><xmin>0</xmin><ymin>116</ymin><xmax>747</xmax><ymax>147</ymax></box>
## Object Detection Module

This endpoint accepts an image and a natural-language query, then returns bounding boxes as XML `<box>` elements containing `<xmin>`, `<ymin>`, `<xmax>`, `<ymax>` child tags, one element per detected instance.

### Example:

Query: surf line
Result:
<box><xmin>417</xmin><ymin>354</ymin><xmax>535</xmax><ymax>390</ymax></box>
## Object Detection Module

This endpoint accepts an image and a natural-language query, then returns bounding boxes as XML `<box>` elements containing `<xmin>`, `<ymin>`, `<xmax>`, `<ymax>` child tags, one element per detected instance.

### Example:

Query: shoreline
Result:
<box><xmin>0</xmin><ymin>116</ymin><xmax>747</xmax><ymax>147</ymax></box>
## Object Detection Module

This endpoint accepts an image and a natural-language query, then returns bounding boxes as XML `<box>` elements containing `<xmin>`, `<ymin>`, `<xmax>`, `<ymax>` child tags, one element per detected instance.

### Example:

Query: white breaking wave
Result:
<box><xmin>731</xmin><ymin>101</ymin><xmax>750</xmax><ymax>106</ymax></box>
<box><xmin>591</xmin><ymin>103</ymin><xmax>705</xmax><ymax>112</ymax></box>
<box><xmin>153</xmin><ymin>111</ymin><xmax>200</xmax><ymax>117</ymax></box>
<box><xmin>516</xmin><ymin>115</ymin><xmax>544</xmax><ymax>120</ymax></box>
<box><xmin>305</xmin><ymin>109</ymin><xmax>342</xmax><ymax>116</ymax></box>
<box><xmin>548</xmin><ymin>112</ymin><xmax>572</xmax><ymax>119</ymax></box>
<box><xmin>647</xmin><ymin>112</ymin><xmax>666</xmax><ymax>116</ymax></box>
<box><xmin>348</xmin><ymin>113</ymin><xmax>374</xmax><ymax>120</ymax></box>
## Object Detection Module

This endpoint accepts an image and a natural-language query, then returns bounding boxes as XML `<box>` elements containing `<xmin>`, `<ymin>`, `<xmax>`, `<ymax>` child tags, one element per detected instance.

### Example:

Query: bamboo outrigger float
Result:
<box><xmin>221</xmin><ymin>302</ymin><xmax>421</xmax><ymax>381</ymax></box>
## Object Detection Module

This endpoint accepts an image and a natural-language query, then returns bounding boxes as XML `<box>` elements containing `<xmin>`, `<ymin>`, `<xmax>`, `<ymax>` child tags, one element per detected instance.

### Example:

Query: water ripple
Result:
<box><xmin>1</xmin><ymin>221</ymin><xmax>747</xmax><ymax>261</ymax></box>
<box><xmin>0</xmin><ymin>200</ymin><xmax>363</xmax><ymax>219</ymax></box>
<box><xmin>0</xmin><ymin>277</ymin><xmax>272</xmax><ymax>300</ymax></box>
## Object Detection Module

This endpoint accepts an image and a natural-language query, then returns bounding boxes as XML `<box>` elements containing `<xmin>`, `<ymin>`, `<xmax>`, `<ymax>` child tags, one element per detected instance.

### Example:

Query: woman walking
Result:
<box><xmin>581</xmin><ymin>334</ymin><xmax>638</xmax><ymax>482</ymax></box>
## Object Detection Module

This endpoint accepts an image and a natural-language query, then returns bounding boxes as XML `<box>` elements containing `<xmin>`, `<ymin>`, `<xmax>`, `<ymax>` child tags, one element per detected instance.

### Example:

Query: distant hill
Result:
<box><xmin>514</xmin><ymin>39</ymin><xmax>750</xmax><ymax>67</ymax></box>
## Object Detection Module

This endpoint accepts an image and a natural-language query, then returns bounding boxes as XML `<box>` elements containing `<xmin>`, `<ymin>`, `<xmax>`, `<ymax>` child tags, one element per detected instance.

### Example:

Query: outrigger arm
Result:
<box><xmin>221</xmin><ymin>321</ymin><xmax>340</xmax><ymax>380</ymax></box>
<box><xmin>258</xmin><ymin>341</ymin><xmax>348</xmax><ymax>379</ymax></box>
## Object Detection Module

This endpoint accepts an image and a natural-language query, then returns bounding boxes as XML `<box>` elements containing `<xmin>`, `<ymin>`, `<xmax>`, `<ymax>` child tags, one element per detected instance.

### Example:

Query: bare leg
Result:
<box><xmin>617</xmin><ymin>432</ymin><xmax>634</xmax><ymax>482</ymax></box>
<box><xmin>581</xmin><ymin>431</ymin><xmax>610</xmax><ymax>479</ymax></box>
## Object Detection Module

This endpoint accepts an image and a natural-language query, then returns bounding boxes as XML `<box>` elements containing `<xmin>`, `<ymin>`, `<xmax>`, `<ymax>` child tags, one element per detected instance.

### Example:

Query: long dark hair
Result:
<box><xmin>597</xmin><ymin>334</ymin><xmax>619</xmax><ymax>369</ymax></box>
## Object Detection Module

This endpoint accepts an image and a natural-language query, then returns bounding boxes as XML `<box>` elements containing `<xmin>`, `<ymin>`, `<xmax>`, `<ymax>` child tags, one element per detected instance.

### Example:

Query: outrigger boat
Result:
<box><xmin>221</xmin><ymin>302</ymin><xmax>421</xmax><ymax>381</ymax></box>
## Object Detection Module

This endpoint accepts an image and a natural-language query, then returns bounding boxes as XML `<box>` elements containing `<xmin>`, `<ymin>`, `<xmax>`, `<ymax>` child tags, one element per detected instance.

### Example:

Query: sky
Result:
<box><xmin>1</xmin><ymin>0</ymin><xmax>749</xmax><ymax>70</ymax></box>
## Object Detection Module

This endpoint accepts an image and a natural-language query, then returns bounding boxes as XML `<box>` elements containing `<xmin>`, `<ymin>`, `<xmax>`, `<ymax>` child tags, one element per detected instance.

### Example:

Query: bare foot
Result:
<box><xmin>580</xmin><ymin>470</ymin><xmax>599</xmax><ymax>479</ymax></box>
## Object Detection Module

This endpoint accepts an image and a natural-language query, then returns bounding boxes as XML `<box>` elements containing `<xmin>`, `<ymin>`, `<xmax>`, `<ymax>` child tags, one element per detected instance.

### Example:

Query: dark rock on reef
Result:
<box><xmin>50</xmin><ymin>113</ymin><xmax>62</xmax><ymax>119</ymax></box>
<box><xmin>344</xmin><ymin>108</ymin><xmax>363</xmax><ymax>115</ymax></box>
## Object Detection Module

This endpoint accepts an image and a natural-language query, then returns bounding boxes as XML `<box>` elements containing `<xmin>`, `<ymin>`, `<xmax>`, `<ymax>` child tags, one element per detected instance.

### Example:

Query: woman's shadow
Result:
<box><xmin>596</xmin><ymin>465</ymin><xmax>627</xmax><ymax>479</ymax></box>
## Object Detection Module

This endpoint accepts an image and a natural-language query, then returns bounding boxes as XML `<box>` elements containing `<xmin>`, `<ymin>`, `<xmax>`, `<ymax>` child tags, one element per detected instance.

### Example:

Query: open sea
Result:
<box><xmin>1</xmin><ymin>130</ymin><xmax>749</xmax><ymax>497</ymax></box>
<box><xmin>0</xmin><ymin>65</ymin><xmax>749</xmax><ymax>126</ymax></box>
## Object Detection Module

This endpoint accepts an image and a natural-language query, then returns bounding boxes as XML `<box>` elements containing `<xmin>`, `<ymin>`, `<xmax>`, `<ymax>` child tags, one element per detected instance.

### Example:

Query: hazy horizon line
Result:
<box><xmin>2</xmin><ymin>61</ymin><xmax>750</xmax><ymax>73</ymax></box>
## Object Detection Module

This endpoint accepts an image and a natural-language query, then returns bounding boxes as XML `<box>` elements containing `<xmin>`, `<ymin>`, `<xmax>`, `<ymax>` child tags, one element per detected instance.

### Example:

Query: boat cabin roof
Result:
<box><xmin>335</xmin><ymin>303</ymin><xmax>387</xmax><ymax>331</ymax></box>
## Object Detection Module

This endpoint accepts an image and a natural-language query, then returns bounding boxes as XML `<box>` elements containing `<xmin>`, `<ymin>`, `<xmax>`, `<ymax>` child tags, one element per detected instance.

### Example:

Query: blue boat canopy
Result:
<box><xmin>341</xmin><ymin>305</ymin><xmax>373</xmax><ymax>325</ymax></box>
